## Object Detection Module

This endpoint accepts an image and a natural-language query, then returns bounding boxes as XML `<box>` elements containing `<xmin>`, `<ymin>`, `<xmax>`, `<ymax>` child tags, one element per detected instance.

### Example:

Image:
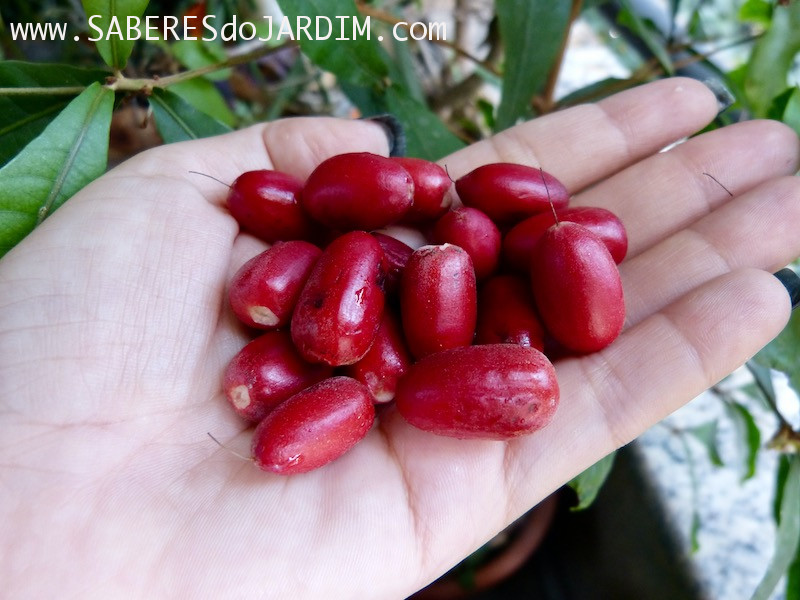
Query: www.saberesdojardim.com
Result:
<box><xmin>8</xmin><ymin>14</ymin><xmax>447</xmax><ymax>43</ymax></box>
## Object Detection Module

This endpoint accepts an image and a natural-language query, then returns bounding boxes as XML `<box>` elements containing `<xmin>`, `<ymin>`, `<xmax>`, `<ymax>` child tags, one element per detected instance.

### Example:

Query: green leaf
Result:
<box><xmin>495</xmin><ymin>0</ymin><xmax>571</xmax><ymax>130</ymax></box>
<box><xmin>81</xmin><ymin>0</ymin><xmax>150</xmax><ymax>69</ymax></box>
<box><xmin>788</xmin><ymin>540</ymin><xmax>800</xmax><ymax>600</ymax></box>
<box><xmin>723</xmin><ymin>401</ymin><xmax>761</xmax><ymax>481</ymax></box>
<box><xmin>169</xmin><ymin>78</ymin><xmax>236</xmax><ymax>127</ymax></box>
<box><xmin>170</xmin><ymin>39</ymin><xmax>230</xmax><ymax>82</ymax></box>
<box><xmin>753</xmin><ymin>308</ymin><xmax>800</xmax><ymax>398</ymax></box>
<box><xmin>149</xmin><ymin>88</ymin><xmax>231</xmax><ymax>144</ymax></box>
<box><xmin>751</xmin><ymin>455</ymin><xmax>800</xmax><ymax>600</ymax></box>
<box><xmin>776</xmin><ymin>87</ymin><xmax>800</xmax><ymax>138</ymax></box>
<box><xmin>617</xmin><ymin>0</ymin><xmax>674</xmax><ymax>76</ymax></box>
<box><xmin>276</xmin><ymin>0</ymin><xmax>389</xmax><ymax>88</ymax></box>
<box><xmin>744</xmin><ymin>1</ymin><xmax>800</xmax><ymax>117</ymax></box>
<box><xmin>739</xmin><ymin>0</ymin><xmax>773</xmax><ymax>26</ymax></box>
<box><xmin>0</xmin><ymin>61</ymin><xmax>108</xmax><ymax>166</ymax></box>
<box><xmin>567</xmin><ymin>451</ymin><xmax>616</xmax><ymax>511</ymax></box>
<box><xmin>0</xmin><ymin>82</ymin><xmax>114</xmax><ymax>256</ymax></box>
<box><xmin>384</xmin><ymin>84</ymin><xmax>465</xmax><ymax>161</ymax></box>
<box><xmin>556</xmin><ymin>77</ymin><xmax>632</xmax><ymax>109</ymax></box>
<box><xmin>687</xmin><ymin>421</ymin><xmax>724</xmax><ymax>467</ymax></box>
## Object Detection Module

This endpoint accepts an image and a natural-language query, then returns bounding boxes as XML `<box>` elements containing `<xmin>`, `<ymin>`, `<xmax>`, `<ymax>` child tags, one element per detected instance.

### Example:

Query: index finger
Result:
<box><xmin>441</xmin><ymin>77</ymin><xmax>719</xmax><ymax>193</ymax></box>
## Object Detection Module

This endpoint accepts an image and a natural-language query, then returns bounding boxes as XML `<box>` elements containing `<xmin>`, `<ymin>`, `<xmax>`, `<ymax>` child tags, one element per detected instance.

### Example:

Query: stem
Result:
<box><xmin>0</xmin><ymin>41</ymin><xmax>294</xmax><ymax>97</ymax></box>
<box><xmin>537</xmin><ymin>0</ymin><xmax>583</xmax><ymax>114</ymax></box>
<box><xmin>356</xmin><ymin>3</ymin><xmax>501</xmax><ymax>77</ymax></box>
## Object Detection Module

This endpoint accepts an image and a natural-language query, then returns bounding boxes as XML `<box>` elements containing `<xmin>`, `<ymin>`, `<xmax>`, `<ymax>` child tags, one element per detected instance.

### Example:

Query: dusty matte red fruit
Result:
<box><xmin>476</xmin><ymin>275</ymin><xmax>545</xmax><ymax>350</ymax></box>
<box><xmin>227</xmin><ymin>170</ymin><xmax>316</xmax><ymax>242</ymax></box>
<box><xmin>455</xmin><ymin>163</ymin><xmax>569</xmax><ymax>224</ymax></box>
<box><xmin>228</xmin><ymin>241</ymin><xmax>321</xmax><ymax>329</ymax></box>
<box><xmin>400</xmin><ymin>244</ymin><xmax>477</xmax><ymax>359</ymax></box>
<box><xmin>395</xmin><ymin>344</ymin><xmax>559</xmax><ymax>439</ymax></box>
<box><xmin>503</xmin><ymin>206</ymin><xmax>628</xmax><ymax>272</ymax></box>
<box><xmin>301</xmin><ymin>152</ymin><xmax>414</xmax><ymax>230</ymax></box>
<box><xmin>372</xmin><ymin>232</ymin><xmax>414</xmax><ymax>296</ymax></box>
<box><xmin>432</xmin><ymin>207</ymin><xmax>501</xmax><ymax>280</ymax></box>
<box><xmin>391</xmin><ymin>157</ymin><xmax>452</xmax><ymax>223</ymax></box>
<box><xmin>291</xmin><ymin>231</ymin><xmax>386</xmax><ymax>366</ymax></box>
<box><xmin>531</xmin><ymin>222</ymin><xmax>625</xmax><ymax>353</ymax></box>
<box><xmin>344</xmin><ymin>310</ymin><xmax>411</xmax><ymax>403</ymax></box>
<box><xmin>223</xmin><ymin>331</ymin><xmax>332</xmax><ymax>422</ymax></box>
<box><xmin>252</xmin><ymin>376</ymin><xmax>375</xmax><ymax>475</ymax></box>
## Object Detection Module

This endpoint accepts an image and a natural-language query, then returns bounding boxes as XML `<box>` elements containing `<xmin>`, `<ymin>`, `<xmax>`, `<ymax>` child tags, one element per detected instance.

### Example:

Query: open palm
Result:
<box><xmin>1</xmin><ymin>78</ymin><xmax>799</xmax><ymax>598</ymax></box>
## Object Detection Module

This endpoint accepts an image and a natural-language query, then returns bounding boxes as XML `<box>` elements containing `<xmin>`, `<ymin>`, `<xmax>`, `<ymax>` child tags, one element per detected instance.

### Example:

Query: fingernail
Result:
<box><xmin>360</xmin><ymin>114</ymin><xmax>407</xmax><ymax>157</ymax></box>
<box><xmin>701</xmin><ymin>78</ymin><xmax>735</xmax><ymax>115</ymax></box>
<box><xmin>774</xmin><ymin>268</ymin><xmax>800</xmax><ymax>310</ymax></box>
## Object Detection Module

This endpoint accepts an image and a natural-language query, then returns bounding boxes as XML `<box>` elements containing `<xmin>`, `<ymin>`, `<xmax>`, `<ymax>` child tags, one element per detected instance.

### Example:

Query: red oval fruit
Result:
<box><xmin>455</xmin><ymin>163</ymin><xmax>569</xmax><ymax>224</ymax></box>
<box><xmin>372</xmin><ymin>232</ymin><xmax>414</xmax><ymax>296</ymax></box>
<box><xmin>223</xmin><ymin>331</ymin><xmax>332</xmax><ymax>422</ymax></box>
<box><xmin>228</xmin><ymin>241</ymin><xmax>321</xmax><ymax>329</ymax></box>
<box><xmin>252</xmin><ymin>376</ymin><xmax>375</xmax><ymax>475</ymax></box>
<box><xmin>400</xmin><ymin>244</ymin><xmax>477</xmax><ymax>359</ymax></box>
<box><xmin>395</xmin><ymin>344</ymin><xmax>559</xmax><ymax>440</ymax></box>
<box><xmin>475</xmin><ymin>275</ymin><xmax>545</xmax><ymax>350</ymax></box>
<box><xmin>531</xmin><ymin>222</ymin><xmax>625</xmax><ymax>353</ymax></box>
<box><xmin>432</xmin><ymin>207</ymin><xmax>501</xmax><ymax>280</ymax></box>
<box><xmin>227</xmin><ymin>170</ymin><xmax>316</xmax><ymax>242</ymax></box>
<box><xmin>301</xmin><ymin>152</ymin><xmax>414</xmax><ymax>230</ymax></box>
<box><xmin>291</xmin><ymin>231</ymin><xmax>385</xmax><ymax>366</ymax></box>
<box><xmin>344</xmin><ymin>310</ymin><xmax>411</xmax><ymax>403</ymax></box>
<box><xmin>503</xmin><ymin>206</ymin><xmax>628</xmax><ymax>272</ymax></box>
<box><xmin>391</xmin><ymin>157</ymin><xmax>452</xmax><ymax>223</ymax></box>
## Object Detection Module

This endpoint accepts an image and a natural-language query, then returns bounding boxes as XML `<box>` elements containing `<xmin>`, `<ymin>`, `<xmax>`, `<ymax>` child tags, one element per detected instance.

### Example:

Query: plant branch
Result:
<box><xmin>537</xmin><ymin>0</ymin><xmax>583</xmax><ymax>114</ymax></box>
<box><xmin>0</xmin><ymin>41</ymin><xmax>294</xmax><ymax>97</ymax></box>
<box><xmin>356</xmin><ymin>3</ymin><xmax>501</xmax><ymax>77</ymax></box>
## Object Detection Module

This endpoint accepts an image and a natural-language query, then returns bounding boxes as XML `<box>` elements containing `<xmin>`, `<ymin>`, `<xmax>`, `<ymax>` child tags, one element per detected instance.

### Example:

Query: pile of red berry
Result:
<box><xmin>221</xmin><ymin>152</ymin><xmax>627</xmax><ymax>475</ymax></box>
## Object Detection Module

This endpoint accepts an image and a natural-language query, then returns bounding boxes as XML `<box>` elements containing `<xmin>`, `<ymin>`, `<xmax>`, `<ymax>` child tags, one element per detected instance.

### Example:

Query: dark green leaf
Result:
<box><xmin>617</xmin><ymin>0</ymin><xmax>674</xmax><ymax>75</ymax></box>
<box><xmin>767</xmin><ymin>87</ymin><xmax>796</xmax><ymax>121</ymax></box>
<box><xmin>567</xmin><ymin>451</ymin><xmax>616</xmax><ymax>511</ymax></box>
<box><xmin>0</xmin><ymin>82</ymin><xmax>114</xmax><ymax>256</ymax></box>
<box><xmin>389</xmin><ymin>35</ymin><xmax>425</xmax><ymax>104</ymax></box>
<box><xmin>778</xmin><ymin>87</ymin><xmax>800</xmax><ymax>138</ymax></box>
<box><xmin>723</xmin><ymin>401</ymin><xmax>761</xmax><ymax>480</ymax></box>
<box><xmin>0</xmin><ymin>61</ymin><xmax>108</xmax><ymax>166</ymax></box>
<box><xmin>169</xmin><ymin>78</ymin><xmax>236</xmax><ymax>127</ymax></box>
<box><xmin>81</xmin><ymin>0</ymin><xmax>150</xmax><ymax>69</ymax></box>
<box><xmin>751</xmin><ymin>455</ymin><xmax>800</xmax><ymax>600</ymax></box>
<box><xmin>149</xmin><ymin>88</ymin><xmax>231</xmax><ymax>144</ymax></box>
<box><xmin>476</xmin><ymin>98</ymin><xmax>496</xmax><ymax>131</ymax></box>
<box><xmin>556</xmin><ymin>77</ymin><xmax>632</xmax><ymax>109</ymax></box>
<box><xmin>744</xmin><ymin>1</ymin><xmax>800</xmax><ymax>117</ymax></box>
<box><xmin>495</xmin><ymin>0</ymin><xmax>571</xmax><ymax>130</ymax></box>
<box><xmin>687</xmin><ymin>421</ymin><xmax>724</xmax><ymax>467</ymax></box>
<box><xmin>753</xmin><ymin>309</ymin><xmax>800</xmax><ymax>398</ymax></box>
<box><xmin>276</xmin><ymin>0</ymin><xmax>389</xmax><ymax>88</ymax></box>
<box><xmin>384</xmin><ymin>84</ymin><xmax>465</xmax><ymax>161</ymax></box>
<box><xmin>788</xmin><ymin>544</ymin><xmax>800</xmax><ymax>600</ymax></box>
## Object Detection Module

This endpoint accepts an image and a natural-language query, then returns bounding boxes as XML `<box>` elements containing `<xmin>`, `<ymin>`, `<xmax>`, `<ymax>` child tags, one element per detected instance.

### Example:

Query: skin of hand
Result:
<box><xmin>1</xmin><ymin>77</ymin><xmax>799</xmax><ymax>599</ymax></box>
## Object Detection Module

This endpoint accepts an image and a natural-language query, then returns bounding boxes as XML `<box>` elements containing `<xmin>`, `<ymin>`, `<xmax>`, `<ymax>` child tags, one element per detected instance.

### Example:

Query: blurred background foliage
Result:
<box><xmin>0</xmin><ymin>1</ymin><xmax>798</xmax><ymax>597</ymax></box>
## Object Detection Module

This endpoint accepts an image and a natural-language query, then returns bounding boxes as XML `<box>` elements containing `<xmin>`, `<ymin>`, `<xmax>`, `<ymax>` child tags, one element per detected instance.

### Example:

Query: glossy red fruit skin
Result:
<box><xmin>291</xmin><ymin>231</ymin><xmax>386</xmax><ymax>366</ymax></box>
<box><xmin>301</xmin><ymin>152</ymin><xmax>414</xmax><ymax>230</ymax></box>
<box><xmin>400</xmin><ymin>244</ymin><xmax>477</xmax><ymax>359</ymax></box>
<box><xmin>475</xmin><ymin>275</ymin><xmax>545</xmax><ymax>351</ymax></box>
<box><xmin>252</xmin><ymin>377</ymin><xmax>375</xmax><ymax>475</ymax></box>
<box><xmin>391</xmin><ymin>157</ymin><xmax>452</xmax><ymax>223</ymax></box>
<box><xmin>432</xmin><ymin>207</ymin><xmax>501</xmax><ymax>280</ymax></box>
<box><xmin>227</xmin><ymin>170</ymin><xmax>316</xmax><ymax>242</ymax></box>
<box><xmin>344</xmin><ymin>310</ymin><xmax>412</xmax><ymax>403</ymax></box>
<box><xmin>531</xmin><ymin>222</ymin><xmax>625</xmax><ymax>353</ymax></box>
<box><xmin>455</xmin><ymin>163</ymin><xmax>569</xmax><ymax>224</ymax></box>
<box><xmin>395</xmin><ymin>344</ymin><xmax>559</xmax><ymax>440</ymax></box>
<box><xmin>228</xmin><ymin>241</ymin><xmax>322</xmax><ymax>329</ymax></box>
<box><xmin>372</xmin><ymin>232</ymin><xmax>414</xmax><ymax>296</ymax></box>
<box><xmin>223</xmin><ymin>331</ymin><xmax>332</xmax><ymax>423</ymax></box>
<box><xmin>503</xmin><ymin>206</ymin><xmax>628</xmax><ymax>272</ymax></box>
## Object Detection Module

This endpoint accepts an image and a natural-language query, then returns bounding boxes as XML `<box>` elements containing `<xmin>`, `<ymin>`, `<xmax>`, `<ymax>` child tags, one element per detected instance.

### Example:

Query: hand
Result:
<box><xmin>1</xmin><ymin>78</ymin><xmax>798</xmax><ymax>598</ymax></box>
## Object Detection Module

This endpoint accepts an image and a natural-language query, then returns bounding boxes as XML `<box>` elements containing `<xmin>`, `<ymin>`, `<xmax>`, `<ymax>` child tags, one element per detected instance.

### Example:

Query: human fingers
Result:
<box><xmin>441</xmin><ymin>77</ymin><xmax>718</xmax><ymax>192</ymax></box>
<box><xmin>574</xmin><ymin>119</ymin><xmax>800</xmax><ymax>257</ymax></box>
<box><xmin>621</xmin><ymin>174</ymin><xmax>800</xmax><ymax>325</ymax></box>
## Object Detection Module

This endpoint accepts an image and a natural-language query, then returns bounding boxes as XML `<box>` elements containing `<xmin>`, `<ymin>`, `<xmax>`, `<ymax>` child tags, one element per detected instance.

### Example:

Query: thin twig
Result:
<box><xmin>538</xmin><ymin>0</ymin><xmax>583</xmax><ymax>114</ymax></box>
